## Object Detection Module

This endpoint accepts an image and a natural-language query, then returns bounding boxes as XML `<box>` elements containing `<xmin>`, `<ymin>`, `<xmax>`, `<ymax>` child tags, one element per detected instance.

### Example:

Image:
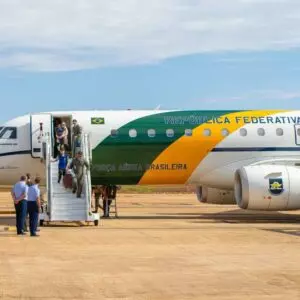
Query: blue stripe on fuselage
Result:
<box><xmin>0</xmin><ymin>150</ymin><xmax>31</xmax><ymax>157</ymax></box>
<box><xmin>1</xmin><ymin>148</ymin><xmax>300</xmax><ymax>158</ymax></box>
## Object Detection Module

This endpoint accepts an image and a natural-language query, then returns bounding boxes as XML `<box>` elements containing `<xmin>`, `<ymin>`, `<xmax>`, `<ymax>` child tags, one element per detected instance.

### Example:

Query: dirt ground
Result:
<box><xmin>1</xmin><ymin>192</ymin><xmax>300</xmax><ymax>300</ymax></box>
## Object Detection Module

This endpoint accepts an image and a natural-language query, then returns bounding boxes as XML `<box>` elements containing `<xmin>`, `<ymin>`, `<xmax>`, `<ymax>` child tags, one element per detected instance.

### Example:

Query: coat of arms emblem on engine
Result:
<box><xmin>269</xmin><ymin>178</ymin><xmax>284</xmax><ymax>195</ymax></box>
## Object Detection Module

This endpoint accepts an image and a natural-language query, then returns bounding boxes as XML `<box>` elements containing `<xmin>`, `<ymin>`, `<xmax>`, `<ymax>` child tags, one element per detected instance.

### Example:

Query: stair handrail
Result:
<box><xmin>42</xmin><ymin>139</ymin><xmax>53</xmax><ymax>219</ymax></box>
<box><xmin>81</xmin><ymin>133</ymin><xmax>92</xmax><ymax>219</ymax></box>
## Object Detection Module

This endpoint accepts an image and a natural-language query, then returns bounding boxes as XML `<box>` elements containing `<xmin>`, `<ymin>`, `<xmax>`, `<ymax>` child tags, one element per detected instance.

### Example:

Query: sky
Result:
<box><xmin>0</xmin><ymin>0</ymin><xmax>300</xmax><ymax>122</ymax></box>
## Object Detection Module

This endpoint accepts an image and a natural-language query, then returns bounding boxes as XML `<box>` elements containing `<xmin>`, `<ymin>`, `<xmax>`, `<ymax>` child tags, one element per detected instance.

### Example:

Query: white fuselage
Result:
<box><xmin>1</xmin><ymin>110</ymin><xmax>300</xmax><ymax>190</ymax></box>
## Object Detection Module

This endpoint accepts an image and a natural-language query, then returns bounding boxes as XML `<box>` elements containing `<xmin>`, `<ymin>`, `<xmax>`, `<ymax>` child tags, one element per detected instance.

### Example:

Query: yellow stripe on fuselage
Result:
<box><xmin>139</xmin><ymin>110</ymin><xmax>285</xmax><ymax>184</ymax></box>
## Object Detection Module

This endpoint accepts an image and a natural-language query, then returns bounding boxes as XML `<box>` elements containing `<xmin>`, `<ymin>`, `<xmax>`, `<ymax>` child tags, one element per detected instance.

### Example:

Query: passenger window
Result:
<box><xmin>276</xmin><ymin>128</ymin><xmax>284</xmax><ymax>136</ymax></box>
<box><xmin>110</xmin><ymin>129</ymin><xmax>118</xmax><ymax>137</ymax></box>
<box><xmin>240</xmin><ymin>128</ymin><xmax>247</xmax><ymax>137</ymax></box>
<box><xmin>221</xmin><ymin>128</ymin><xmax>229</xmax><ymax>137</ymax></box>
<box><xmin>203</xmin><ymin>129</ymin><xmax>211</xmax><ymax>137</ymax></box>
<box><xmin>166</xmin><ymin>129</ymin><xmax>174</xmax><ymax>138</ymax></box>
<box><xmin>0</xmin><ymin>127</ymin><xmax>17</xmax><ymax>139</ymax></box>
<box><xmin>257</xmin><ymin>128</ymin><xmax>265</xmax><ymax>136</ymax></box>
<box><xmin>297</xmin><ymin>128</ymin><xmax>300</xmax><ymax>137</ymax></box>
<box><xmin>148</xmin><ymin>129</ymin><xmax>156</xmax><ymax>138</ymax></box>
<box><xmin>129</xmin><ymin>129</ymin><xmax>137</xmax><ymax>138</ymax></box>
<box><xmin>185</xmin><ymin>129</ymin><xmax>192</xmax><ymax>137</ymax></box>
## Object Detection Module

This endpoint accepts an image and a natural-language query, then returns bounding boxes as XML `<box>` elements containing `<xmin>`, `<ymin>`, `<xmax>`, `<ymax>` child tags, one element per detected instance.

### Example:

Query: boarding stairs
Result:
<box><xmin>40</xmin><ymin>134</ymin><xmax>99</xmax><ymax>225</ymax></box>
<box><xmin>49</xmin><ymin>161</ymin><xmax>87</xmax><ymax>221</ymax></box>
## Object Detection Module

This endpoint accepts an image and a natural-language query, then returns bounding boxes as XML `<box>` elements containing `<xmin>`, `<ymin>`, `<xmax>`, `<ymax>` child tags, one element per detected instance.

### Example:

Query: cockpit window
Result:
<box><xmin>0</xmin><ymin>127</ymin><xmax>17</xmax><ymax>139</ymax></box>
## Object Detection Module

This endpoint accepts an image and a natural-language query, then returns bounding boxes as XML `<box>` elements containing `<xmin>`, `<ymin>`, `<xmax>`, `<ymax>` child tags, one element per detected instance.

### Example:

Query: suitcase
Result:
<box><xmin>63</xmin><ymin>173</ymin><xmax>73</xmax><ymax>189</ymax></box>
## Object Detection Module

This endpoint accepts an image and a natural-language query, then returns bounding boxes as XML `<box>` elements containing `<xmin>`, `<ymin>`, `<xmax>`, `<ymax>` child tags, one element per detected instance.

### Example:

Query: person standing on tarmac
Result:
<box><xmin>27</xmin><ymin>177</ymin><xmax>41</xmax><ymax>237</ymax></box>
<box><xmin>102</xmin><ymin>185</ymin><xmax>118</xmax><ymax>218</ymax></box>
<box><xmin>68</xmin><ymin>151</ymin><xmax>89</xmax><ymax>198</ymax></box>
<box><xmin>93</xmin><ymin>185</ymin><xmax>103</xmax><ymax>213</ymax></box>
<box><xmin>11</xmin><ymin>175</ymin><xmax>28</xmax><ymax>235</ymax></box>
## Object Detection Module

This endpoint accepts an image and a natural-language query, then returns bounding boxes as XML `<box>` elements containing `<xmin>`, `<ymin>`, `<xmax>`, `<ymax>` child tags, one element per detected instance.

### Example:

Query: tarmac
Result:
<box><xmin>1</xmin><ymin>192</ymin><xmax>300</xmax><ymax>300</ymax></box>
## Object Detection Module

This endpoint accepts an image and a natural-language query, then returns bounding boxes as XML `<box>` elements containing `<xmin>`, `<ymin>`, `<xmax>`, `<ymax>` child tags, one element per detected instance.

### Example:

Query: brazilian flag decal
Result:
<box><xmin>91</xmin><ymin>117</ymin><xmax>105</xmax><ymax>125</ymax></box>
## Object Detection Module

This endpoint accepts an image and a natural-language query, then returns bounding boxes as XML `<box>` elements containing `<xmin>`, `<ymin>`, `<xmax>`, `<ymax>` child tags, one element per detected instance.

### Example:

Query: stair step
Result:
<box><xmin>52</xmin><ymin>209</ymin><xmax>86</xmax><ymax>215</ymax></box>
<box><xmin>50</xmin><ymin>215</ymin><xmax>87</xmax><ymax>221</ymax></box>
<box><xmin>51</xmin><ymin>201</ymin><xmax>86</xmax><ymax>206</ymax></box>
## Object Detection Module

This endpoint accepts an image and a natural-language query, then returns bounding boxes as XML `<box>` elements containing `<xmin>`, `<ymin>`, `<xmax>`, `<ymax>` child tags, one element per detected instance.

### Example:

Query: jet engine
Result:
<box><xmin>234</xmin><ymin>165</ymin><xmax>300</xmax><ymax>211</ymax></box>
<box><xmin>196</xmin><ymin>186</ymin><xmax>235</xmax><ymax>204</ymax></box>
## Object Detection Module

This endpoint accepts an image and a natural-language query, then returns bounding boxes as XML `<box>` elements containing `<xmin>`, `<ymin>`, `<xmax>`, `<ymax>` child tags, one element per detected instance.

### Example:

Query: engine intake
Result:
<box><xmin>196</xmin><ymin>186</ymin><xmax>235</xmax><ymax>205</ymax></box>
<box><xmin>234</xmin><ymin>165</ymin><xmax>300</xmax><ymax>211</ymax></box>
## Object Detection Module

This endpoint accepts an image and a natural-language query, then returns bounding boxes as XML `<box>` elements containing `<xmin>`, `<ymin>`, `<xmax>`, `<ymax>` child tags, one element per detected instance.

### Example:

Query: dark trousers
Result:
<box><xmin>27</xmin><ymin>201</ymin><xmax>39</xmax><ymax>236</ymax></box>
<box><xmin>58</xmin><ymin>168</ymin><xmax>66</xmax><ymax>183</ymax></box>
<box><xmin>14</xmin><ymin>200</ymin><xmax>27</xmax><ymax>234</ymax></box>
<box><xmin>24</xmin><ymin>211</ymin><xmax>29</xmax><ymax>232</ymax></box>
<box><xmin>103</xmin><ymin>199</ymin><xmax>112</xmax><ymax>217</ymax></box>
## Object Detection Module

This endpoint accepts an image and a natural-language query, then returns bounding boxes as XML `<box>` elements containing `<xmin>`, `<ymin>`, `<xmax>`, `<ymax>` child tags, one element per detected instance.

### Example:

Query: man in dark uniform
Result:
<box><xmin>69</xmin><ymin>151</ymin><xmax>89</xmax><ymax>198</ymax></box>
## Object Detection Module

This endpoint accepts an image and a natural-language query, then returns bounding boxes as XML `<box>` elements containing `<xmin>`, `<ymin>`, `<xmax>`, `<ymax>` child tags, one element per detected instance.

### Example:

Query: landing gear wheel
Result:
<box><xmin>94</xmin><ymin>220</ymin><xmax>99</xmax><ymax>226</ymax></box>
<box><xmin>39</xmin><ymin>220</ymin><xmax>44</xmax><ymax>227</ymax></box>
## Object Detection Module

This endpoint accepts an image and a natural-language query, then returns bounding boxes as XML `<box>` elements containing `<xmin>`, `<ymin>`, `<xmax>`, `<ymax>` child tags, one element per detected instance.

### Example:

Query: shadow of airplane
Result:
<box><xmin>1</xmin><ymin>208</ymin><xmax>299</xmax><ymax>227</ymax></box>
<box><xmin>95</xmin><ymin>209</ymin><xmax>300</xmax><ymax>224</ymax></box>
<box><xmin>0</xmin><ymin>216</ymin><xmax>87</xmax><ymax>228</ymax></box>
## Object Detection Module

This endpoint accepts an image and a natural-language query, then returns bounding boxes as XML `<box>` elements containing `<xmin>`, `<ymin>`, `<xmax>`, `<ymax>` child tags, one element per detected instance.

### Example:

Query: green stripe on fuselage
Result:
<box><xmin>91</xmin><ymin>110</ymin><xmax>236</xmax><ymax>185</ymax></box>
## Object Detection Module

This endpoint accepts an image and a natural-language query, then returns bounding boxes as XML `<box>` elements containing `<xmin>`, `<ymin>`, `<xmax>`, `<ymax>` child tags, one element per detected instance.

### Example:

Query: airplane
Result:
<box><xmin>1</xmin><ymin>109</ymin><xmax>300</xmax><ymax>212</ymax></box>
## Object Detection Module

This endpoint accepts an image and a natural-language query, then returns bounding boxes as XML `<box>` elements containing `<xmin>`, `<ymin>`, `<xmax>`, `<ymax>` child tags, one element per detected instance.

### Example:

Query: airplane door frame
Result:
<box><xmin>294</xmin><ymin>125</ymin><xmax>300</xmax><ymax>146</ymax></box>
<box><xmin>30</xmin><ymin>113</ymin><xmax>53</xmax><ymax>158</ymax></box>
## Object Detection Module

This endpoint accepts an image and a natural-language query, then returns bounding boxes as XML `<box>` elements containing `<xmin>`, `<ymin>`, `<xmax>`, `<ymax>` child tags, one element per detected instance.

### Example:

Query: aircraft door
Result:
<box><xmin>30</xmin><ymin>114</ymin><xmax>52</xmax><ymax>158</ymax></box>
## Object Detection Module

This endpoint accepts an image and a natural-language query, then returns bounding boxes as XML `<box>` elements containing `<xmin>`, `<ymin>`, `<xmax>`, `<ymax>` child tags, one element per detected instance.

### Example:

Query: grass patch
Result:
<box><xmin>120</xmin><ymin>185</ymin><xmax>194</xmax><ymax>194</ymax></box>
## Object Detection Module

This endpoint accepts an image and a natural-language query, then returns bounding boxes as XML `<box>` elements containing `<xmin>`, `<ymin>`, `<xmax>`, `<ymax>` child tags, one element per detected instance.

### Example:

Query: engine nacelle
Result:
<box><xmin>196</xmin><ymin>186</ymin><xmax>235</xmax><ymax>205</ymax></box>
<box><xmin>234</xmin><ymin>165</ymin><xmax>300</xmax><ymax>211</ymax></box>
